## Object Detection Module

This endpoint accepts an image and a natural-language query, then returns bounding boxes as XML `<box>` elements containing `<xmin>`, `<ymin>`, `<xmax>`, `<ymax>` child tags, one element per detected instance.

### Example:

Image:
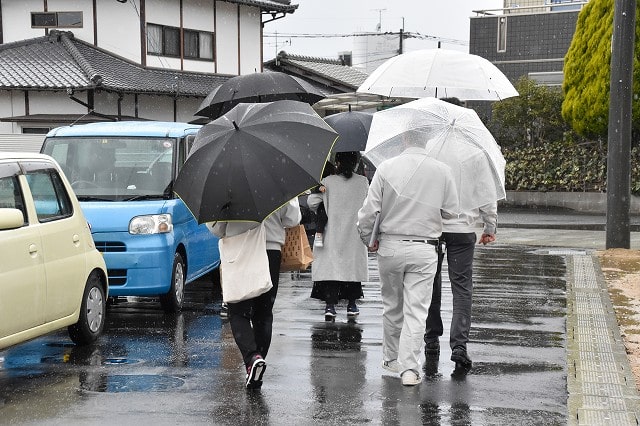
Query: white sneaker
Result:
<box><xmin>314</xmin><ymin>234</ymin><xmax>323</xmax><ymax>248</ymax></box>
<box><xmin>401</xmin><ymin>369</ymin><xmax>421</xmax><ymax>386</ymax></box>
<box><xmin>382</xmin><ymin>359</ymin><xmax>401</xmax><ymax>373</ymax></box>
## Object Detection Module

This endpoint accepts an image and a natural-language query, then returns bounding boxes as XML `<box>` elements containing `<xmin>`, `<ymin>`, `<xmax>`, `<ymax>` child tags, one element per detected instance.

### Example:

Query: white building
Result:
<box><xmin>0</xmin><ymin>0</ymin><xmax>298</xmax><ymax>150</ymax></box>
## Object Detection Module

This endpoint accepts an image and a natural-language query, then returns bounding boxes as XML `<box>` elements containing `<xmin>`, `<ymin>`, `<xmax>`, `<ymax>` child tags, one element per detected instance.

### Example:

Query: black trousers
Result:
<box><xmin>228</xmin><ymin>249</ymin><xmax>281</xmax><ymax>368</ymax></box>
<box><xmin>425</xmin><ymin>232</ymin><xmax>476</xmax><ymax>350</ymax></box>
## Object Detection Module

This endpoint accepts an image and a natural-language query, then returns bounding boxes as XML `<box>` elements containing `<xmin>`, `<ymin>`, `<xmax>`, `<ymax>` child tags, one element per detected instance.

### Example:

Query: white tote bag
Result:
<box><xmin>219</xmin><ymin>223</ymin><xmax>273</xmax><ymax>303</ymax></box>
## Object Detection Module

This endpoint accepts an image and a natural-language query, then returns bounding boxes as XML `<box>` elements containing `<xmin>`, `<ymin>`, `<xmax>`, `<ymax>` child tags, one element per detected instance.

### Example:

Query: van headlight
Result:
<box><xmin>129</xmin><ymin>214</ymin><xmax>173</xmax><ymax>234</ymax></box>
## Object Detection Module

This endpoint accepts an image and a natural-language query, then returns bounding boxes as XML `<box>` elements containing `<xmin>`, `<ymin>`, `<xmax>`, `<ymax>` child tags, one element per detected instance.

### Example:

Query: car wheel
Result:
<box><xmin>160</xmin><ymin>252</ymin><xmax>185</xmax><ymax>313</ymax></box>
<box><xmin>68</xmin><ymin>273</ymin><xmax>106</xmax><ymax>345</ymax></box>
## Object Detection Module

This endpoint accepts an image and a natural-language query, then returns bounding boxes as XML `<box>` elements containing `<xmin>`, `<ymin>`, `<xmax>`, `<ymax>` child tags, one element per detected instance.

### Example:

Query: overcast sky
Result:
<box><xmin>263</xmin><ymin>1</ymin><xmax>505</xmax><ymax>62</ymax></box>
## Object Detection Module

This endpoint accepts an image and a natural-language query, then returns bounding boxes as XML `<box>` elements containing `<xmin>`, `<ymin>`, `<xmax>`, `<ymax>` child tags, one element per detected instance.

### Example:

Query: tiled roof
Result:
<box><xmin>0</xmin><ymin>31</ymin><xmax>228</xmax><ymax>96</ymax></box>
<box><xmin>225</xmin><ymin>0</ymin><xmax>297</xmax><ymax>13</ymax></box>
<box><xmin>271</xmin><ymin>52</ymin><xmax>369</xmax><ymax>89</ymax></box>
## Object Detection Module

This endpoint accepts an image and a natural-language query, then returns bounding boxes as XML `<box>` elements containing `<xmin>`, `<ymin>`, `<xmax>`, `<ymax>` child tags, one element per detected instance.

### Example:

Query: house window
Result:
<box><xmin>147</xmin><ymin>23</ymin><xmax>214</xmax><ymax>60</ymax></box>
<box><xmin>184</xmin><ymin>30</ymin><xmax>199</xmax><ymax>58</ymax></box>
<box><xmin>22</xmin><ymin>128</ymin><xmax>51</xmax><ymax>135</ymax></box>
<box><xmin>497</xmin><ymin>17</ymin><xmax>507</xmax><ymax>52</ymax></box>
<box><xmin>199</xmin><ymin>32</ymin><xmax>214</xmax><ymax>60</ymax></box>
<box><xmin>163</xmin><ymin>27</ymin><xmax>180</xmax><ymax>57</ymax></box>
<box><xmin>31</xmin><ymin>11</ymin><xmax>82</xmax><ymax>28</ymax></box>
<box><xmin>147</xmin><ymin>24</ymin><xmax>163</xmax><ymax>55</ymax></box>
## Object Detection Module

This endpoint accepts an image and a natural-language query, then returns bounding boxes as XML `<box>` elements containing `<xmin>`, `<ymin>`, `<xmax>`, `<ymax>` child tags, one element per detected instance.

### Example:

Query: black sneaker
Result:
<box><xmin>450</xmin><ymin>346</ymin><xmax>472</xmax><ymax>368</ymax></box>
<box><xmin>425</xmin><ymin>340</ymin><xmax>440</xmax><ymax>356</ymax></box>
<box><xmin>324</xmin><ymin>304</ymin><xmax>336</xmax><ymax>321</ymax></box>
<box><xmin>246</xmin><ymin>355</ymin><xmax>266</xmax><ymax>389</ymax></box>
<box><xmin>346</xmin><ymin>303</ymin><xmax>359</xmax><ymax>316</ymax></box>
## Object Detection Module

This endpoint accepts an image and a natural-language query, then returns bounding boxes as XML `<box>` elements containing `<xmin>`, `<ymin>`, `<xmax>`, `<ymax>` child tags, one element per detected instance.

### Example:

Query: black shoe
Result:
<box><xmin>425</xmin><ymin>340</ymin><xmax>440</xmax><ymax>356</ymax></box>
<box><xmin>324</xmin><ymin>304</ymin><xmax>336</xmax><ymax>321</ymax></box>
<box><xmin>246</xmin><ymin>355</ymin><xmax>266</xmax><ymax>389</ymax></box>
<box><xmin>450</xmin><ymin>346</ymin><xmax>472</xmax><ymax>368</ymax></box>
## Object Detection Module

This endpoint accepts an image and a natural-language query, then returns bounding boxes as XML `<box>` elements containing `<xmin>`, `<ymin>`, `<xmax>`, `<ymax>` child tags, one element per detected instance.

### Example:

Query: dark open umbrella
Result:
<box><xmin>175</xmin><ymin>100</ymin><xmax>338</xmax><ymax>223</ymax></box>
<box><xmin>324</xmin><ymin>110</ymin><xmax>373</xmax><ymax>152</ymax></box>
<box><xmin>195</xmin><ymin>72</ymin><xmax>326</xmax><ymax>119</ymax></box>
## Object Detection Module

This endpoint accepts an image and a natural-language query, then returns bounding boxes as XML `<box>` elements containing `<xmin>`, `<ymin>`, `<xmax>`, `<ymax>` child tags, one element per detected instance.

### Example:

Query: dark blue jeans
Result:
<box><xmin>424</xmin><ymin>232</ymin><xmax>476</xmax><ymax>350</ymax></box>
<box><xmin>228</xmin><ymin>249</ymin><xmax>281</xmax><ymax>368</ymax></box>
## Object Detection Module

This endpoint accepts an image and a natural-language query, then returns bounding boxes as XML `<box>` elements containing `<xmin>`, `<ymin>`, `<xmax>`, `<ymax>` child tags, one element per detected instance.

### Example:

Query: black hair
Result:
<box><xmin>335</xmin><ymin>151</ymin><xmax>359</xmax><ymax>179</ymax></box>
<box><xmin>439</xmin><ymin>97</ymin><xmax>464</xmax><ymax>106</ymax></box>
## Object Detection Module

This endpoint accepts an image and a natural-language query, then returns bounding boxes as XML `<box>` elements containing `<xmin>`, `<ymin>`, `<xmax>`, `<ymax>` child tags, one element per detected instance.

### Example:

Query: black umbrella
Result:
<box><xmin>195</xmin><ymin>72</ymin><xmax>326</xmax><ymax>119</ymax></box>
<box><xmin>175</xmin><ymin>100</ymin><xmax>338</xmax><ymax>223</ymax></box>
<box><xmin>324</xmin><ymin>110</ymin><xmax>373</xmax><ymax>152</ymax></box>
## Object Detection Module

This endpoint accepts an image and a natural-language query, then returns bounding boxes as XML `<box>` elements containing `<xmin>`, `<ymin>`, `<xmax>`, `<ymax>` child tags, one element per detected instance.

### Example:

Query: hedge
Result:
<box><xmin>502</xmin><ymin>141</ymin><xmax>640</xmax><ymax>194</ymax></box>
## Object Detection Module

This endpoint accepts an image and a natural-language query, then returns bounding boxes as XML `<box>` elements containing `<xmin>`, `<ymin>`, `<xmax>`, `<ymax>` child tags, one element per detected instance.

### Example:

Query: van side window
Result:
<box><xmin>23</xmin><ymin>165</ymin><xmax>73</xmax><ymax>222</ymax></box>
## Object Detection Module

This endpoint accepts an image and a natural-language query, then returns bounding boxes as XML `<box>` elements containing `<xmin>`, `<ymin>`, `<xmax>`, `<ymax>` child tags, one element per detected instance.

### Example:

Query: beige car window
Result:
<box><xmin>25</xmin><ymin>169</ymin><xmax>72</xmax><ymax>222</ymax></box>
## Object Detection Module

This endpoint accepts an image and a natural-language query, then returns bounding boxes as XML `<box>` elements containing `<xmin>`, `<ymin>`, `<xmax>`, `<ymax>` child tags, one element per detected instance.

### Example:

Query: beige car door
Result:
<box><xmin>22</xmin><ymin>162</ymin><xmax>85</xmax><ymax>323</ymax></box>
<box><xmin>0</xmin><ymin>164</ymin><xmax>46</xmax><ymax>339</ymax></box>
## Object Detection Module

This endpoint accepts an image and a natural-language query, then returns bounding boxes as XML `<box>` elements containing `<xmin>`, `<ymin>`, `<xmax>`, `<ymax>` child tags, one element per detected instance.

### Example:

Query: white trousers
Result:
<box><xmin>377</xmin><ymin>239</ymin><xmax>437</xmax><ymax>374</ymax></box>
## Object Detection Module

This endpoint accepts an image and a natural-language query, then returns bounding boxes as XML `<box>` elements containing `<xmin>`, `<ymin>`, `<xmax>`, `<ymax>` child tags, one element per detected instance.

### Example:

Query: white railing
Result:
<box><xmin>473</xmin><ymin>1</ymin><xmax>589</xmax><ymax>16</ymax></box>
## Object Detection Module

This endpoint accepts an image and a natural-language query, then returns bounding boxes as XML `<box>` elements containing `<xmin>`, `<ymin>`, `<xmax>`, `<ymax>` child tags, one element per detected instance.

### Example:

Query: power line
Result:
<box><xmin>263</xmin><ymin>31</ymin><xmax>468</xmax><ymax>46</ymax></box>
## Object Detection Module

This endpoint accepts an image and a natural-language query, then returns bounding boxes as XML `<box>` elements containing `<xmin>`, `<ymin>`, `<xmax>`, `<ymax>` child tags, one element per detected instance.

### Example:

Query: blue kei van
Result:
<box><xmin>41</xmin><ymin>121</ymin><xmax>220</xmax><ymax>313</ymax></box>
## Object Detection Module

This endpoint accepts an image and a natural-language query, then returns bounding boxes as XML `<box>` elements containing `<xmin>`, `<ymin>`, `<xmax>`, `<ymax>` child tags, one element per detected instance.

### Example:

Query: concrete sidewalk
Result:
<box><xmin>495</xmin><ymin>207</ymin><xmax>640</xmax><ymax>425</ymax></box>
<box><xmin>497</xmin><ymin>207</ymin><xmax>640</xmax><ymax>250</ymax></box>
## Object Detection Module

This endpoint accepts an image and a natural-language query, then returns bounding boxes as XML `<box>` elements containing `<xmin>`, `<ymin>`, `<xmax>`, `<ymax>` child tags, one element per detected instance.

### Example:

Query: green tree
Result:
<box><xmin>488</xmin><ymin>76</ymin><xmax>571</xmax><ymax>147</ymax></box>
<box><xmin>562</xmin><ymin>0</ymin><xmax>640</xmax><ymax>139</ymax></box>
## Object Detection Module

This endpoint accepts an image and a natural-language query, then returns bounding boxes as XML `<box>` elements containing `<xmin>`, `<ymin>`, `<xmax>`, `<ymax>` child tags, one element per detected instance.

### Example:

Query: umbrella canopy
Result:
<box><xmin>195</xmin><ymin>72</ymin><xmax>326</xmax><ymax>119</ymax></box>
<box><xmin>357</xmin><ymin>48</ymin><xmax>519</xmax><ymax>101</ymax></box>
<box><xmin>324</xmin><ymin>111</ymin><xmax>373</xmax><ymax>152</ymax></box>
<box><xmin>175</xmin><ymin>100</ymin><xmax>338</xmax><ymax>223</ymax></box>
<box><xmin>364</xmin><ymin>97</ymin><xmax>506</xmax><ymax>212</ymax></box>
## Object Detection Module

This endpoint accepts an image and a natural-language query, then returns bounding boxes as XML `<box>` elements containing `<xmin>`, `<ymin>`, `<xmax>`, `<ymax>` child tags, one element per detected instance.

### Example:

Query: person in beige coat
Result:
<box><xmin>307</xmin><ymin>151</ymin><xmax>369</xmax><ymax>320</ymax></box>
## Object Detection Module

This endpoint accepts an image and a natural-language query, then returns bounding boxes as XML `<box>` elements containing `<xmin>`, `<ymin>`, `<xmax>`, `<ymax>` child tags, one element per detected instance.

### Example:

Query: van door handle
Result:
<box><xmin>72</xmin><ymin>234</ymin><xmax>80</xmax><ymax>246</ymax></box>
<box><xmin>29</xmin><ymin>244</ymin><xmax>38</xmax><ymax>255</ymax></box>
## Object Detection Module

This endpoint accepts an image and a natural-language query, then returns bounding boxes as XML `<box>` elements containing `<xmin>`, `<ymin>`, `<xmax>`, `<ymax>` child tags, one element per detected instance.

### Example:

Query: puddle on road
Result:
<box><xmin>82</xmin><ymin>374</ymin><xmax>185</xmax><ymax>393</ymax></box>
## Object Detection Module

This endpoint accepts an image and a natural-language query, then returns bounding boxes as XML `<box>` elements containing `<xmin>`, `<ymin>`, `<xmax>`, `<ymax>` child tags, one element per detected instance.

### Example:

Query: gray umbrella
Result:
<box><xmin>175</xmin><ymin>100</ymin><xmax>338</xmax><ymax>223</ymax></box>
<box><xmin>324</xmin><ymin>110</ymin><xmax>373</xmax><ymax>152</ymax></box>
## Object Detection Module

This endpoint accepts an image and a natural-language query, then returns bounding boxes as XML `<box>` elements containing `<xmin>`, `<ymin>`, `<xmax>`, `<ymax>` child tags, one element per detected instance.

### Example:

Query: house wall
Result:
<box><xmin>95</xmin><ymin>0</ymin><xmax>142</xmax><ymax>63</ymax></box>
<box><xmin>2</xmin><ymin>0</ymin><xmax>92</xmax><ymax>43</ymax></box>
<box><xmin>238</xmin><ymin>5</ymin><xmax>261</xmax><ymax>74</ymax></box>
<box><xmin>215</xmin><ymin>0</ymin><xmax>239</xmax><ymax>75</ymax></box>
<box><xmin>0</xmin><ymin>91</ymin><xmax>24</xmax><ymax>134</ymax></box>
<box><xmin>1</xmin><ymin>0</ymin><xmax>262</xmax><ymax>75</ymax></box>
<box><xmin>470</xmin><ymin>10</ymin><xmax>580</xmax><ymax>82</ymax></box>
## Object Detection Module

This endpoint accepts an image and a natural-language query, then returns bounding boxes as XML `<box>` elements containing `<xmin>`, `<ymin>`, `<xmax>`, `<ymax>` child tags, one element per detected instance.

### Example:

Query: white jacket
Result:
<box><xmin>210</xmin><ymin>198</ymin><xmax>301</xmax><ymax>250</ymax></box>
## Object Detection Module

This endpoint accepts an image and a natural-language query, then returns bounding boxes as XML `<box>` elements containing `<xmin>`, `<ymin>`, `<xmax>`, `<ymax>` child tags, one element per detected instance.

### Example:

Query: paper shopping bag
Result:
<box><xmin>280</xmin><ymin>224</ymin><xmax>314</xmax><ymax>272</ymax></box>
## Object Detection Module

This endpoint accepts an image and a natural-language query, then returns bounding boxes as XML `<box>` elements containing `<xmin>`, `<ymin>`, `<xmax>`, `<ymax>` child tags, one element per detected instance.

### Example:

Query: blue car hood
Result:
<box><xmin>80</xmin><ymin>200</ymin><xmax>169</xmax><ymax>234</ymax></box>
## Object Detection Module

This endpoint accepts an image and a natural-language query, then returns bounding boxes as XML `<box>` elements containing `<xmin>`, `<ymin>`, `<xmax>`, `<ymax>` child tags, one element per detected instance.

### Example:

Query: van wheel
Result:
<box><xmin>68</xmin><ymin>273</ymin><xmax>106</xmax><ymax>345</ymax></box>
<box><xmin>160</xmin><ymin>253</ymin><xmax>185</xmax><ymax>313</ymax></box>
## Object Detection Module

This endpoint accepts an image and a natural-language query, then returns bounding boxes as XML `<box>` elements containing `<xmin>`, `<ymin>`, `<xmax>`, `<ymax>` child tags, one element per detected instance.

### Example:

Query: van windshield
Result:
<box><xmin>41</xmin><ymin>137</ymin><xmax>176</xmax><ymax>201</ymax></box>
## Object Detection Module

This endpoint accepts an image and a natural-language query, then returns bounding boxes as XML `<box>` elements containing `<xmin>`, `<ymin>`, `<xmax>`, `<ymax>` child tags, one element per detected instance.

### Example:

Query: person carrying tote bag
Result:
<box><xmin>219</xmin><ymin>223</ymin><xmax>272</xmax><ymax>303</ymax></box>
<box><xmin>211</xmin><ymin>197</ymin><xmax>301</xmax><ymax>389</ymax></box>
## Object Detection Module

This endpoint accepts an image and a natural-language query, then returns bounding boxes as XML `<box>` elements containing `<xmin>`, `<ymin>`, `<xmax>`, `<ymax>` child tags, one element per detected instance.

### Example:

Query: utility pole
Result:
<box><xmin>606</xmin><ymin>0</ymin><xmax>636</xmax><ymax>248</ymax></box>
<box><xmin>399</xmin><ymin>17</ymin><xmax>404</xmax><ymax>54</ymax></box>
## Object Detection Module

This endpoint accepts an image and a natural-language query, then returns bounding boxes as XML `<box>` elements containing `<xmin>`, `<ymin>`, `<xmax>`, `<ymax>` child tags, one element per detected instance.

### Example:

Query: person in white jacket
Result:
<box><xmin>357</xmin><ymin>137</ymin><xmax>458</xmax><ymax>386</ymax></box>
<box><xmin>423</xmin><ymin>204</ymin><xmax>497</xmax><ymax>370</ymax></box>
<box><xmin>211</xmin><ymin>198</ymin><xmax>301</xmax><ymax>389</ymax></box>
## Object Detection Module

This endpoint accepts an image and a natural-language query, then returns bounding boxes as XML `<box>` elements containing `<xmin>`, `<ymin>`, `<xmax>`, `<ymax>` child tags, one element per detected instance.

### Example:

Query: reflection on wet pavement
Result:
<box><xmin>0</xmin><ymin>244</ymin><xmax>568</xmax><ymax>424</ymax></box>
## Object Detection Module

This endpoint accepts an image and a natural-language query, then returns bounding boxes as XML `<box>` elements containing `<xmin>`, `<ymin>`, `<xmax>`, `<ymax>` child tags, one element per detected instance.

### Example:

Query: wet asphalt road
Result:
<box><xmin>0</xmin><ymin>243</ymin><xmax>568</xmax><ymax>425</ymax></box>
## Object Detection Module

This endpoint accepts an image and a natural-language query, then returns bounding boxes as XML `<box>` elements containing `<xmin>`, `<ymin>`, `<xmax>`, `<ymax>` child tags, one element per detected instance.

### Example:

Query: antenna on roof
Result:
<box><xmin>371</xmin><ymin>8</ymin><xmax>386</xmax><ymax>32</ymax></box>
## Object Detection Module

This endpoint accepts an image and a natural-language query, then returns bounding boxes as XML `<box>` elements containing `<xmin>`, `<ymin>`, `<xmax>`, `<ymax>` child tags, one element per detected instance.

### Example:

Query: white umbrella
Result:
<box><xmin>357</xmin><ymin>49</ymin><xmax>519</xmax><ymax>101</ymax></box>
<box><xmin>364</xmin><ymin>98</ymin><xmax>506</xmax><ymax>212</ymax></box>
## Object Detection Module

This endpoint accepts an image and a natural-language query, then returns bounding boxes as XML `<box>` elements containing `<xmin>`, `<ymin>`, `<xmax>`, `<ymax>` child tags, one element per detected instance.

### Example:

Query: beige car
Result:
<box><xmin>0</xmin><ymin>152</ymin><xmax>108</xmax><ymax>350</ymax></box>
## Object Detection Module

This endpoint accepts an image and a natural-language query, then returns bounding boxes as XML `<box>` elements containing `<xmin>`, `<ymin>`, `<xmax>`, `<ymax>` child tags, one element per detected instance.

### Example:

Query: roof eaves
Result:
<box><xmin>277</xmin><ymin>58</ymin><xmax>364</xmax><ymax>90</ymax></box>
<box><xmin>223</xmin><ymin>0</ymin><xmax>298</xmax><ymax>13</ymax></box>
